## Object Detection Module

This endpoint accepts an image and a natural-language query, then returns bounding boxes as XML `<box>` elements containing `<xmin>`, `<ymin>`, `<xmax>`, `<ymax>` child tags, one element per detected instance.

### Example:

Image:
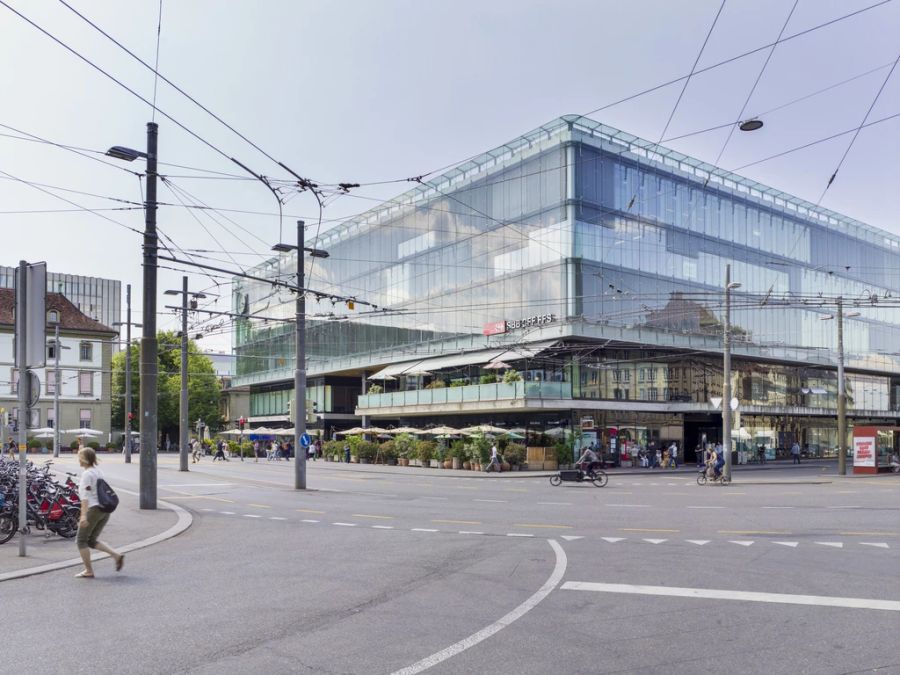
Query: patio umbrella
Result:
<box><xmin>543</xmin><ymin>427</ymin><xmax>569</xmax><ymax>438</ymax></box>
<box><xmin>483</xmin><ymin>361</ymin><xmax>511</xmax><ymax>370</ymax></box>
<box><xmin>32</xmin><ymin>431</ymin><xmax>55</xmax><ymax>439</ymax></box>
<box><xmin>424</xmin><ymin>425</ymin><xmax>462</xmax><ymax>436</ymax></box>
<box><xmin>405</xmin><ymin>370</ymin><xmax>432</xmax><ymax>377</ymax></box>
<box><xmin>367</xmin><ymin>373</ymin><xmax>397</xmax><ymax>381</ymax></box>
<box><xmin>388</xmin><ymin>426</ymin><xmax>421</xmax><ymax>434</ymax></box>
<box><xmin>64</xmin><ymin>428</ymin><xmax>103</xmax><ymax>437</ymax></box>
<box><xmin>460</xmin><ymin>424</ymin><xmax>508</xmax><ymax>435</ymax></box>
<box><xmin>219</xmin><ymin>428</ymin><xmax>245</xmax><ymax>436</ymax></box>
<box><xmin>27</xmin><ymin>427</ymin><xmax>56</xmax><ymax>435</ymax></box>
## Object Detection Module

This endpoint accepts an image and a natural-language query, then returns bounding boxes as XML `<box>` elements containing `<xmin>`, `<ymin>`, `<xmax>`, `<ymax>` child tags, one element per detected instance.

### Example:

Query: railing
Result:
<box><xmin>358</xmin><ymin>381</ymin><xmax>573</xmax><ymax>409</ymax></box>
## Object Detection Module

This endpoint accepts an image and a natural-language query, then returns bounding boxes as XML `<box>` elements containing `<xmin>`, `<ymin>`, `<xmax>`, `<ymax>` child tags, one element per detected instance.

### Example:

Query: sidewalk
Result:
<box><xmin>1</xmin><ymin>466</ymin><xmax>191</xmax><ymax>581</ymax></box>
<box><xmin>306</xmin><ymin>456</ymin><xmax>839</xmax><ymax>480</ymax></box>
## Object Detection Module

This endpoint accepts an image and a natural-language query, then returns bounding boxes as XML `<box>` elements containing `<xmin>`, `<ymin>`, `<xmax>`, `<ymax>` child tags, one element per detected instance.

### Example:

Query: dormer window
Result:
<box><xmin>48</xmin><ymin>310</ymin><xmax>60</xmax><ymax>324</ymax></box>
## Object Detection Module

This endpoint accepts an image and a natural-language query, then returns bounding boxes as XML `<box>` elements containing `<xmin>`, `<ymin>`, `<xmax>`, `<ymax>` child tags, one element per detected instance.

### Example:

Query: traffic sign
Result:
<box><xmin>300</xmin><ymin>433</ymin><xmax>312</xmax><ymax>448</ymax></box>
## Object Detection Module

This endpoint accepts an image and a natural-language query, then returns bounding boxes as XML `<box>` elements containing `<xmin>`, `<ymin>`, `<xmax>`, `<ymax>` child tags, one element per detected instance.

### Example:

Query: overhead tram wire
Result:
<box><xmin>1</xmin><ymin>1</ymin><xmax>307</xmax><ymax>223</ymax></box>
<box><xmin>816</xmin><ymin>50</ymin><xmax>900</xmax><ymax>205</ymax></box>
<box><xmin>312</xmin><ymin>0</ymin><xmax>894</xmax><ymax>192</ymax></box>
<box><xmin>150</xmin><ymin>0</ymin><xmax>163</xmax><ymax>123</ymax></box>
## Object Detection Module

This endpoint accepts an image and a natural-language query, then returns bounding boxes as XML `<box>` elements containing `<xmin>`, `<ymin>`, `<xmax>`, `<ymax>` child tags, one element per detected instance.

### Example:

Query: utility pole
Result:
<box><xmin>124</xmin><ymin>285</ymin><xmax>134</xmax><ymax>463</ymax></box>
<box><xmin>837</xmin><ymin>298</ymin><xmax>847</xmax><ymax>476</ymax></box>
<box><xmin>722</xmin><ymin>264</ymin><xmax>741</xmax><ymax>482</ymax></box>
<box><xmin>165</xmin><ymin>277</ymin><xmax>206</xmax><ymax>472</ymax></box>
<box><xmin>140</xmin><ymin>121</ymin><xmax>159</xmax><ymax>509</ymax></box>
<box><xmin>295</xmin><ymin>219</ymin><xmax>307</xmax><ymax>490</ymax></box>
<box><xmin>15</xmin><ymin>260</ymin><xmax>27</xmax><ymax>557</ymax></box>
<box><xmin>52</xmin><ymin>323</ymin><xmax>60</xmax><ymax>458</ymax></box>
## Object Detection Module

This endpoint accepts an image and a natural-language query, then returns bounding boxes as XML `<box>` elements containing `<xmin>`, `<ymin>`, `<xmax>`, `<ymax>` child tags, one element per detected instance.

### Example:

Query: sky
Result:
<box><xmin>1</xmin><ymin>0</ymin><xmax>898</xmax><ymax>352</ymax></box>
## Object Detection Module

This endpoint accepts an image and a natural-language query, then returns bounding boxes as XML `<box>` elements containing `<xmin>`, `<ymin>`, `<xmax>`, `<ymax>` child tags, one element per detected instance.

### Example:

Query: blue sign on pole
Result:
<box><xmin>300</xmin><ymin>433</ymin><xmax>312</xmax><ymax>448</ymax></box>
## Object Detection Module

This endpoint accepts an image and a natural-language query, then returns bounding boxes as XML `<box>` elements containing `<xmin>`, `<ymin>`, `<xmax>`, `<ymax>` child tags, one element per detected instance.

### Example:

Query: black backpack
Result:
<box><xmin>96</xmin><ymin>477</ymin><xmax>119</xmax><ymax>513</ymax></box>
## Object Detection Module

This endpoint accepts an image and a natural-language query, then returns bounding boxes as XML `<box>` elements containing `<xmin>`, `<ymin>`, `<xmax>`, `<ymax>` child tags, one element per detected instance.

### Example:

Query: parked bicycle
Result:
<box><xmin>0</xmin><ymin>458</ymin><xmax>81</xmax><ymax>544</ymax></box>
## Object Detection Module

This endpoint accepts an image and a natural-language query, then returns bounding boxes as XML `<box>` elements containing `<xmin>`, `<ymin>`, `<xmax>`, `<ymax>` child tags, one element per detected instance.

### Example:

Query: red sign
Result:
<box><xmin>482</xmin><ymin>320</ymin><xmax>507</xmax><ymax>336</ymax></box>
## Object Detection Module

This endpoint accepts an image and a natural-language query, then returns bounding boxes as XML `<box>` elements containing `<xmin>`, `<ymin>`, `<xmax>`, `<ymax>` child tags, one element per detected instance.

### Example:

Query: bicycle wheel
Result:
<box><xmin>696</xmin><ymin>473</ymin><xmax>707</xmax><ymax>486</ymax></box>
<box><xmin>721</xmin><ymin>475</ymin><xmax>732</xmax><ymax>485</ymax></box>
<box><xmin>549</xmin><ymin>475</ymin><xmax>562</xmax><ymax>486</ymax></box>
<box><xmin>0</xmin><ymin>513</ymin><xmax>17</xmax><ymax>545</ymax></box>
<box><xmin>591</xmin><ymin>471</ymin><xmax>608</xmax><ymax>487</ymax></box>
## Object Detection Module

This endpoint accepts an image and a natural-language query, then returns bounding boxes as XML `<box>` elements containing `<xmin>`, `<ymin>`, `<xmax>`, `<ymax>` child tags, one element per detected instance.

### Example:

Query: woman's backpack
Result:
<box><xmin>96</xmin><ymin>478</ymin><xmax>119</xmax><ymax>513</ymax></box>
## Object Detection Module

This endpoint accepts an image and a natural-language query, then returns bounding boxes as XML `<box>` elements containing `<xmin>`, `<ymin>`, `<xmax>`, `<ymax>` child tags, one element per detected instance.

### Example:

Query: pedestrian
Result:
<box><xmin>343</xmin><ymin>442</ymin><xmax>351</xmax><ymax>463</ymax></box>
<box><xmin>668</xmin><ymin>441</ymin><xmax>678</xmax><ymax>468</ymax></box>
<box><xmin>489</xmin><ymin>443</ymin><xmax>502</xmax><ymax>473</ymax></box>
<box><xmin>191</xmin><ymin>439</ymin><xmax>202</xmax><ymax>463</ymax></box>
<box><xmin>6</xmin><ymin>438</ymin><xmax>15</xmax><ymax>458</ymax></box>
<box><xmin>213</xmin><ymin>440</ymin><xmax>228</xmax><ymax>462</ymax></box>
<box><xmin>74</xmin><ymin>447</ymin><xmax>123</xmax><ymax>578</ymax></box>
<box><xmin>758</xmin><ymin>444</ymin><xmax>766</xmax><ymax>465</ymax></box>
<box><xmin>791</xmin><ymin>441</ymin><xmax>801</xmax><ymax>464</ymax></box>
<box><xmin>314</xmin><ymin>438</ymin><xmax>322</xmax><ymax>460</ymax></box>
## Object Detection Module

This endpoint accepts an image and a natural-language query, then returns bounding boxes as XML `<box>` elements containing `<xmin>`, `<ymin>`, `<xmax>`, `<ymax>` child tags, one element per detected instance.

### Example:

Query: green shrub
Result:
<box><xmin>416</xmin><ymin>440</ymin><xmax>437</xmax><ymax>463</ymax></box>
<box><xmin>449</xmin><ymin>379</ymin><xmax>467</xmax><ymax>388</ymax></box>
<box><xmin>450</xmin><ymin>440</ymin><xmax>466</xmax><ymax>459</ymax></box>
<box><xmin>479</xmin><ymin>373</ymin><xmax>498</xmax><ymax>384</ymax></box>
<box><xmin>504</xmin><ymin>443</ymin><xmax>526</xmax><ymax>466</ymax></box>
<box><xmin>87</xmin><ymin>441</ymin><xmax>100</xmax><ymax>451</ymax></box>
<box><xmin>356</xmin><ymin>440</ymin><xmax>378</xmax><ymax>462</ymax></box>
<box><xmin>27</xmin><ymin>439</ymin><xmax>42</xmax><ymax>449</ymax></box>
<box><xmin>502</xmin><ymin>369</ymin><xmax>522</xmax><ymax>383</ymax></box>
<box><xmin>394</xmin><ymin>433</ymin><xmax>417</xmax><ymax>459</ymax></box>
<box><xmin>367</xmin><ymin>383</ymin><xmax>383</xmax><ymax>394</ymax></box>
<box><xmin>378</xmin><ymin>440</ymin><xmax>397</xmax><ymax>462</ymax></box>
<box><xmin>425</xmin><ymin>380</ymin><xmax>446</xmax><ymax>389</ymax></box>
<box><xmin>323</xmin><ymin>439</ymin><xmax>343</xmax><ymax>458</ymax></box>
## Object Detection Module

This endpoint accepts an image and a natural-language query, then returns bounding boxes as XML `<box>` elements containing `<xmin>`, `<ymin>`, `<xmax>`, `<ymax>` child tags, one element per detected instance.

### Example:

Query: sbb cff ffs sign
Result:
<box><xmin>483</xmin><ymin>314</ymin><xmax>556</xmax><ymax>335</ymax></box>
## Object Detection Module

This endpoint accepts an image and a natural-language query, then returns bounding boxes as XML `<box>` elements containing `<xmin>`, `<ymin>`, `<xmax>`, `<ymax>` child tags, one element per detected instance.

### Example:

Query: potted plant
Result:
<box><xmin>450</xmin><ymin>440</ymin><xmax>464</xmax><ymax>470</ymax></box>
<box><xmin>379</xmin><ymin>440</ymin><xmax>397</xmax><ymax>465</ymax></box>
<box><xmin>356</xmin><ymin>440</ymin><xmax>377</xmax><ymax>464</ymax></box>
<box><xmin>416</xmin><ymin>440</ymin><xmax>436</xmax><ymax>467</ymax></box>
<box><xmin>502</xmin><ymin>369</ymin><xmax>522</xmax><ymax>383</ymax></box>
<box><xmin>395</xmin><ymin>433</ymin><xmax>415</xmax><ymax>467</ymax></box>
<box><xmin>479</xmin><ymin>373</ymin><xmax>498</xmax><ymax>384</ymax></box>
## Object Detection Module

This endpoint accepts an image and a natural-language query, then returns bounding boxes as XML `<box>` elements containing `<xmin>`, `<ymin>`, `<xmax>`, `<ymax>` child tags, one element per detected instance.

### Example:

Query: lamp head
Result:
<box><xmin>106</xmin><ymin>146</ymin><xmax>147</xmax><ymax>162</ymax></box>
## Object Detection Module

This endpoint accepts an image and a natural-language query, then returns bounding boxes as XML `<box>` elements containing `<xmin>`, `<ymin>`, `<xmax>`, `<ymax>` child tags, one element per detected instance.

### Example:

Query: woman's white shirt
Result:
<box><xmin>79</xmin><ymin>467</ymin><xmax>104</xmax><ymax>508</ymax></box>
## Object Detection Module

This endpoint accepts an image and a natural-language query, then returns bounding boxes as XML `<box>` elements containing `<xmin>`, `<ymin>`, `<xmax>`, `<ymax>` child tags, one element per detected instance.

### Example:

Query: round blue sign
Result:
<box><xmin>300</xmin><ymin>433</ymin><xmax>312</xmax><ymax>448</ymax></box>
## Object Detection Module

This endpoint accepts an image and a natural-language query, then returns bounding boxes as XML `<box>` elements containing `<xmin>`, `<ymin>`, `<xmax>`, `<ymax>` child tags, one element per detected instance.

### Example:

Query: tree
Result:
<box><xmin>111</xmin><ymin>331</ymin><xmax>222</xmax><ymax>443</ymax></box>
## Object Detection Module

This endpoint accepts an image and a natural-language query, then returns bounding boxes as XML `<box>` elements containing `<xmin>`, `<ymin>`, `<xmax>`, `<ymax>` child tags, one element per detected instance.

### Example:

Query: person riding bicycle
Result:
<box><xmin>576</xmin><ymin>446</ymin><xmax>600</xmax><ymax>475</ymax></box>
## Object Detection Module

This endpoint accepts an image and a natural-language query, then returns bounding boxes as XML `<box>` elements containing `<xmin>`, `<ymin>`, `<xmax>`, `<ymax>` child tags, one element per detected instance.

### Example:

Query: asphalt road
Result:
<box><xmin>5</xmin><ymin>455</ymin><xmax>899</xmax><ymax>674</ymax></box>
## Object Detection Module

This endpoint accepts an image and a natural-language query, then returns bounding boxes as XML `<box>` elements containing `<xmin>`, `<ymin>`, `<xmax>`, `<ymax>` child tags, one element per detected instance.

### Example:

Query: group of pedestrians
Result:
<box><xmin>636</xmin><ymin>442</ymin><xmax>679</xmax><ymax>469</ymax></box>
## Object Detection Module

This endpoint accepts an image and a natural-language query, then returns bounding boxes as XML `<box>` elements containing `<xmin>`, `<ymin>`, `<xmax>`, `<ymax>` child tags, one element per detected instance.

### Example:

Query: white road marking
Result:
<box><xmin>243</xmin><ymin>514</ymin><xmax>262</xmax><ymax>519</ymax></box>
<box><xmin>827</xmin><ymin>506</ymin><xmax>861</xmax><ymax>509</ymax></box>
<box><xmin>269</xmin><ymin>517</ymin><xmax>287</xmax><ymax>521</ymax></box>
<box><xmin>459</xmin><ymin>531</ymin><xmax>484</xmax><ymax>535</ymax></box>
<box><xmin>538</xmin><ymin>502</ymin><xmax>573</xmax><ymax>506</ymax></box>
<box><xmin>861</xmin><ymin>542</ymin><xmax>889</xmax><ymax>549</ymax></box>
<box><xmin>333</xmin><ymin>522</ymin><xmax>357</xmax><ymax>527</ymax></box>
<box><xmin>219</xmin><ymin>511</ymin><xmax>235</xmax><ymax>515</ymax></box>
<box><xmin>392</xmin><ymin>540</ymin><xmax>567</xmax><ymax>675</ymax></box>
<box><xmin>372</xmin><ymin>525</ymin><xmax>394</xmax><ymax>530</ymax></box>
<box><xmin>643</xmin><ymin>538</ymin><xmax>667</xmax><ymax>544</ymax></box>
<box><xmin>507</xmin><ymin>533</ymin><xmax>534</xmax><ymax>538</ymax></box>
<box><xmin>687</xmin><ymin>540</ymin><xmax>710</xmax><ymax>546</ymax></box>
<box><xmin>762</xmin><ymin>506</ymin><xmax>794</xmax><ymax>510</ymax></box>
<box><xmin>562</xmin><ymin>581</ymin><xmax>900</xmax><ymax>612</ymax></box>
<box><xmin>773</xmin><ymin>541</ymin><xmax>799</xmax><ymax>547</ymax></box>
<box><xmin>561</xmin><ymin>536</ymin><xmax>584</xmax><ymax>541</ymax></box>
<box><xmin>607</xmin><ymin>504</ymin><xmax>650</xmax><ymax>508</ymax></box>
<box><xmin>688</xmin><ymin>506</ymin><xmax>724</xmax><ymax>509</ymax></box>
<box><xmin>200</xmin><ymin>508</ymin><xmax>214</xmax><ymax>512</ymax></box>
<box><xmin>301</xmin><ymin>519</ymin><xmax>320</xmax><ymax>523</ymax></box>
<box><xmin>601</xmin><ymin>537</ymin><xmax>625</xmax><ymax>543</ymax></box>
<box><xmin>421</xmin><ymin>496</ymin><xmax>449</xmax><ymax>501</ymax></box>
<box><xmin>411</xmin><ymin>528</ymin><xmax>438</xmax><ymax>533</ymax></box>
<box><xmin>474</xmin><ymin>499</ymin><xmax>507</xmax><ymax>503</ymax></box>
<box><xmin>161</xmin><ymin>483</ymin><xmax>234</xmax><ymax>487</ymax></box>
<box><xmin>815</xmin><ymin>541</ymin><xmax>844</xmax><ymax>548</ymax></box>
<box><xmin>730</xmin><ymin>540</ymin><xmax>754</xmax><ymax>547</ymax></box>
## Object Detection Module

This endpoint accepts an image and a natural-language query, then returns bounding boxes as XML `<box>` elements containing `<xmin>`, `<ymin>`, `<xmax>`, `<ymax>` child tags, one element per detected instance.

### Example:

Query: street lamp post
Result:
<box><xmin>49</xmin><ymin>324</ymin><xmax>71</xmax><ymax>458</ymax></box>
<box><xmin>165</xmin><ymin>278</ymin><xmax>207</xmax><ymax>472</ymax></box>
<box><xmin>821</xmin><ymin>299</ymin><xmax>860</xmax><ymax>475</ymax></box>
<box><xmin>722</xmin><ymin>264</ymin><xmax>742</xmax><ymax>481</ymax></box>
<box><xmin>107</xmin><ymin>122</ymin><xmax>158</xmax><ymax>509</ymax></box>
<box><xmin>273</xmin><ymin>220</ymin><xmax>329</xmax><ymax>490</ymax></box>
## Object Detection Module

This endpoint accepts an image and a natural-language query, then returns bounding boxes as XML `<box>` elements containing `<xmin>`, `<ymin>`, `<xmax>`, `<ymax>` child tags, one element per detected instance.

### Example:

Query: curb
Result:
<box><xmin>0</xmin><ymin>488</ymin><xmax>192</xmax><ymax>583</ymax></box>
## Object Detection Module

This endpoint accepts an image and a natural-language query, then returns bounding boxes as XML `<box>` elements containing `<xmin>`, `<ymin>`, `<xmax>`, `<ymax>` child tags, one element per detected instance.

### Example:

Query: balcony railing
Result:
<box><xmin>357</xmin><ymin>381</ymin><xmax>572</xmax><ymax>409</ymax></box>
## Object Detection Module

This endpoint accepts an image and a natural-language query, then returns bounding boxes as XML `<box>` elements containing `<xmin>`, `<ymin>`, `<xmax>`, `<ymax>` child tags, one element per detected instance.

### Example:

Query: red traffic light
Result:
<box><xmin>128</xmin><ymin>412</ymin><xmax>135</xmax><ymax>422</ymax></box>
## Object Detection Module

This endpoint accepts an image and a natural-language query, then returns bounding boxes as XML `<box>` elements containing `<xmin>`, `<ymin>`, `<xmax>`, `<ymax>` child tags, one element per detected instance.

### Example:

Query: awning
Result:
<box><xmin>408</xmin><ymin>349</ymin><xmax>506</xmax><ymax>372</ymax></box>
<box><xmin>367</xmin><ymin>359</ymin><xmax>425</xmax><ymax>380</ymax></box>
<box><xmin>491</xmin><ymin>340</ymin><xmax>558</xmax><ymax>363</ymax></box>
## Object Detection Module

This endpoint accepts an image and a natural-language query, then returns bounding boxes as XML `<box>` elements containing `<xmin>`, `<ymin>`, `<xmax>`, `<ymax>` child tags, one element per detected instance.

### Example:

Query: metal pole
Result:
<box><xmin>179</xmin><ymin>276</ymin><xmax>189</xmax><ymax>472</ymax></box>
<box><xmin>124</xmin><ymin>284</ymin><xmax>132</xmax><ymax>463</ymax></box>
<box><xmin>295</xmin><ymin>220</ymin><xmax>307</xmax><ymax>490</ymax></box>
<box><xmin>16</xmin><ymin>260</ymin><xmax>28</xmax><ymax>556</ymax></box>
<box><xmin>53</xmin><ymin>323</ymin><xmax>60</xmax><ymax>458</ymax></box>
<box><xmin>140</xmin><ymin>121</ymin><xmax>159</xmax><ymax>510</ymax></box>
<box><xmin>837</xmin><ymin>298</ymin><xmax>847</xmax><ymax>476</ymax></box>
<box><xmin>723</xmin><ymin>264</ymin><xmax>733</xmax><ymax>481</ymax></box>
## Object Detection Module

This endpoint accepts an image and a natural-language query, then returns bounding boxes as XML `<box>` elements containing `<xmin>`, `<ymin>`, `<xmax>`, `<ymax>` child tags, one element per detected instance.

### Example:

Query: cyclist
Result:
<box><xmin>576</xmin><ymin>445</ymin><xmax>600</xmax><ymax>476</ymax></box>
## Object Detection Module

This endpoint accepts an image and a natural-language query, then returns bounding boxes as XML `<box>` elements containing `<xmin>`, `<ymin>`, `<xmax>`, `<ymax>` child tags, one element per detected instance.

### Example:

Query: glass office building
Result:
<box><xmin>232</xmin><ymin>115</ymin><xmax>900</xmax><ymax>459</ymax></box>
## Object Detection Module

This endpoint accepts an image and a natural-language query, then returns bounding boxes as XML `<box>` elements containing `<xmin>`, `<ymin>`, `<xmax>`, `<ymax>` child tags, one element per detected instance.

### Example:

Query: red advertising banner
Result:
<box><xmin>482</xmin><ymin>320</ymin><xmax>507</xmax><ymax>336</ymax></box>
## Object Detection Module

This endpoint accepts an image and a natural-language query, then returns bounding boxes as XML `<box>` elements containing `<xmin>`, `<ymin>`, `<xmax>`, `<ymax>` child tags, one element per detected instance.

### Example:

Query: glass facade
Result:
<box><xmin>233</xmin><ymin>115</ymin><xmax>900</xmax><ymax>433</ymax></box>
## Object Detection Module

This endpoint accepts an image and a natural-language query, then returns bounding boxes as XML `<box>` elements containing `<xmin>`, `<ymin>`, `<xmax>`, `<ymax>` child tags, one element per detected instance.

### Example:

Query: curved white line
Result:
<box><xmin>391</xmin><ymin>539</ymin><xmax>567</xmax><ymax>675</ymax></box>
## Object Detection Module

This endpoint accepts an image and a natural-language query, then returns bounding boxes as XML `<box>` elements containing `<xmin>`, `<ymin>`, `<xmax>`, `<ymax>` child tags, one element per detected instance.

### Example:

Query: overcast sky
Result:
<box><xmin>2</xmin><ymin>0</ymin><xmax>898</xmax><ymax>351</ymax></box>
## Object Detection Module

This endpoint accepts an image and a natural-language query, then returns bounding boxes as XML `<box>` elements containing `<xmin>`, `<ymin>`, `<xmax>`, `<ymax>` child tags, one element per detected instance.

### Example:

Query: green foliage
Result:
<box><xmin>324</xmin><ymin>439</ymin><xmax>343</xmax><ymax>458</ymax></box>
<box><xmin>355</xmin><ymin>441</ymin><xmax>378</xmax><ymax>462</ymax></box>
<box><xmin>87</xmin><ymin>441</ymin><xmax>100</xmax><ymax>451</ymax></box>
<box><xmin>415</xmin><ymin>440</ymin><xmax>437</xmax><ymax>463</ymax></box>
<box><xmin>378</xmin><ymin>440</ymin><xmax>397</xmax><ymax>461</ymax></box>
<box><xmin>367</xmin><ymin>383</ymin><xmax>383</xmax><ymax>394</ymax></box>
<box><xmin>27</xmin><ymin>439</ymin><xmax>42</xmax><ymax>449</ymax></box>
<box><xmin>497</xmin><ymin>436</ymin><xmax>509</xmax><ymax>451</ymax></box>
<box><xmin>504</xmin><ymin>443</ymin><xmax>526</xmax><ymax>466</ymax></box>
<box><xmin>394</xmin><ymin>433</ymin><xmax>417</xmax><ymax>459</ymax></box>
<box><xmin>449</xmin><ymin>379</ymin><xmax>467</xmax><ymax>387</ymax></box>
<box><xmin>470</xmin><ymin>433</ymin><xmax>491</xmax><ymax>464</ymax></box>
<box><xmin>449</xmin><ymin>440</ymin><xmax>466</xmax><ymax>459</ymax></box>
<box><xmin>502</xmin><ymin>369</ymin><xmax>522</xmax><ymax>383</ymax></box>
<box><xmin>111</xmin><ymin>331</ymin><xmax>222</xmax><ymax>439</ymax></box>
<box><xmin>479</xmin><ymin>373</ymin><xmax>498</xmax><ymax>384</ymax></box>
<box><xmin>425</xmin><ymin>380</ymin><xmax>446</xmax><ymax>389</ymax></box>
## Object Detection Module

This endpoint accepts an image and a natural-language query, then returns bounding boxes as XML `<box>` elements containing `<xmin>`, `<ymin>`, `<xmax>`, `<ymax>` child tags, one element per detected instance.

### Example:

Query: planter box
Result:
<box><xmin>429</xmin><ymin>459</ymin><xmax>440</xmax><ymax>468</ymax></box>
<box><xmin>452</xmin><ymin>457</ymin><xmax>461</xmax><ymax>470</ymax></box>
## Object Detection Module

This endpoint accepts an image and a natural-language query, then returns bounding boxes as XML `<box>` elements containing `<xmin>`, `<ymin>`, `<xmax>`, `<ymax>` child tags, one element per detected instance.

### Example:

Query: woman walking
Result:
<box><xmin>74</xmin><ymin>447</ymin><xmax>123</xmax><ymax>578</ymax></box>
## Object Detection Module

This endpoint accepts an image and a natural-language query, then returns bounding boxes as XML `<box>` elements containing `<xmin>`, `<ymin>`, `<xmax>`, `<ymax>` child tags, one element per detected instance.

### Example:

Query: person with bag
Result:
<box><xmin>74</xmin><ymin>447</ymin><xmax>123</xmax><ymax>578</ymax></box>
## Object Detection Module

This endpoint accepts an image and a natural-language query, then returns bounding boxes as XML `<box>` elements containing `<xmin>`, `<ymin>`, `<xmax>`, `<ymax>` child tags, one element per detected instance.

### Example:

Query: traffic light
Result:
<box><xmin>306</xmin><ymin>399</ymin><xmax>316</xmax><ymax>424</ymax></box>
<box><xmin>287</xmin><ymin>400</ymin><xmax>294</xmax><ymax>423</ymax></box>
<box><xmin>238</xmin><ymin>417</ymin><xmax>245</xmax><ymax>431</ymax></box>
<box><xmin>128</xmin><ymin>412</ymin><xmax>135</xmax><ymax>422</ymax></box>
